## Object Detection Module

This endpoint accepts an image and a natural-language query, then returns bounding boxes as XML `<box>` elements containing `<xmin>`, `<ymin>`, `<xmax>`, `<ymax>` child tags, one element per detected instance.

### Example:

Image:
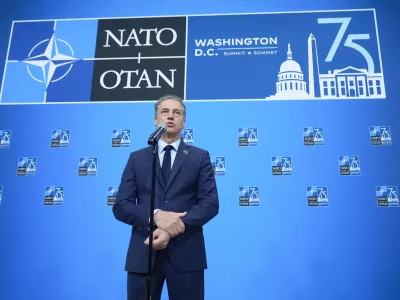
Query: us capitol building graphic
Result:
<box><xmin>266</xmin><ymin>33</ymin><xmax>385</xmax><ymax>100</ymax></box>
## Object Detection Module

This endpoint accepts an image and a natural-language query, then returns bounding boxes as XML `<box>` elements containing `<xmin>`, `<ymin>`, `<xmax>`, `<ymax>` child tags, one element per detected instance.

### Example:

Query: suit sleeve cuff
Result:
<box><xmin>148</xmin><ymin>209</ymin><xmax>160</xmax><ymax>224</ymax></box>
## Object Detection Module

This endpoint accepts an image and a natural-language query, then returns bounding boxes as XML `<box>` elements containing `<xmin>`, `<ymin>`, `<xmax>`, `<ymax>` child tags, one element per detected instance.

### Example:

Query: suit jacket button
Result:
<box><xmin>164</xmin><ymin>200</ymin><xmax>168</xmax><ymax>203</ymax></box>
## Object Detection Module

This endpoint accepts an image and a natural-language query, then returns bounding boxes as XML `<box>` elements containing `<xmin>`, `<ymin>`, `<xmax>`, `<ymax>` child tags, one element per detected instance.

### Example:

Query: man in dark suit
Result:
<box><xmin>112</xmin><ymin>94</ymin><xmax>219</xmax><ymax>300</ymax></box>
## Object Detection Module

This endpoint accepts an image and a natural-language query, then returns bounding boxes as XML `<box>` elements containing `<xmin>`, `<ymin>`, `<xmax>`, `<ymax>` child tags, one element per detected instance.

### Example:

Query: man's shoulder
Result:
<box><xmin>183</xmin><ymin>144</ymin><xmax>210</xmax><ymax>157</ymax></box>
<box><xmin>128</xmin><ymin>146</ymin><xmax>152</xmax><ymax>158</ymax></box>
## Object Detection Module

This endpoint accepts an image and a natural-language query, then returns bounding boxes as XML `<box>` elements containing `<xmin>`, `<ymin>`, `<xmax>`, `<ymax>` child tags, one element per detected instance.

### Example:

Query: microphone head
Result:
<box><xmin>148</xmin><ymin>123</ymin><xmax>167</xmax><ymax>145</ymax></box>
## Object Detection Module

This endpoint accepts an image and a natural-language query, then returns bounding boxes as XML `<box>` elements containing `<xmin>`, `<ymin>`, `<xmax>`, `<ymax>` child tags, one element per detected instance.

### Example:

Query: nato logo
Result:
<box><xmin>44</xmin><ymin>186</ymin><xmax>64</xmax><ymax>205</ymax></box>
<box><xmin>107</xmin><ymin>186</ymin><xmax>118</xmax><ymax>205</ymax></box>
<box><xmin>376</xmin><ymin>186</ymin><xmax>399</xmax><ymax>207</ymax></box>
<box><xmin>272</xmin><ymin>156</ymin><xmax>292</xmax><ymax>175</ymax></box>
<box><xmin>1</xmin><ymin>21</ymin><xmax>85</xmax><ymax>104</ymax></box>
<box><xmin>112</xmin><ymin>129</ymin><xmax>131</xmax><ymax>147</ymax></box>
<box><xmin>0</xmin><ymin>186</ymin><xmax>3</xmax><ymax>205</ymax></box>
<box><xmin>304</xmin><ymin>127</ymin><xmax>324</xmax><ymax>146</ymax></box>
<box><xmin>238</xmin><ymin>128</ymin><xmax>258</xmax><ymax>146</ymax></box>
<box><xmin>181</xmin><ymin>128</ymin><xmax>194</xmax><ymax>145</ymax></box>
<box><xmin>78</xmin><ymin>157</ymin><xmax>98</xmax><ymax>176</ymax></box>
<box><xmin>307</xmin><ymin>186</ymin><xmax>328</xmax><ymax>206</ymax></box>
<box><xmin>370</xmin><ymin>126</ymin><xmax>392</xmax><ymax>146</ymax></box>
<box><xmin>0</xmin><ymin>130</ymin><xmax>11</xmax><ymax>148</ymax></box>
<box><xmin>338</xmin><ymin>156</ymin><xmax>361</xmax><ymax>176</ymax></box>
<box><xmin>211</xmin><ymin>156</ymin><xmax>225</xmax><ymax>175</ymax></box>
<box><xmin>1</xmin><ymin>16</ymin><xmax>187</xmax><ymax>104</ymax></box>
<box><xmin>239</xmin><ymin>186</ymin><xmax>259</xmax><ymax>206</ymax></box>
<box><xmin>17</xmin><ymin>157</ymin><xmax>37</xmax><ymax>176</ymax></box>
<box><xmin>51</xmin><ymin>130</ymin><xmax>70</xmax><ymax>148</ymax></box>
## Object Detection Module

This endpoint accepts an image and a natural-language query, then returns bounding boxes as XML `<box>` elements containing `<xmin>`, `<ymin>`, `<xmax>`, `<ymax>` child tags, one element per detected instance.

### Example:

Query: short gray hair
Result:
<box><xmin>154</xmin><ymin>94</ymin><xmax>186</xmax><ymax>120</ymax></box>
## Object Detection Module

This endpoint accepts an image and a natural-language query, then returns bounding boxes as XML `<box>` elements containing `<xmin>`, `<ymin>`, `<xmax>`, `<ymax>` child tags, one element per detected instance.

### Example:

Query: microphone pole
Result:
<box><xmin>146</xmin><ymin>123</ymin><xmax>166</xmax><ymax>300</ymax></box>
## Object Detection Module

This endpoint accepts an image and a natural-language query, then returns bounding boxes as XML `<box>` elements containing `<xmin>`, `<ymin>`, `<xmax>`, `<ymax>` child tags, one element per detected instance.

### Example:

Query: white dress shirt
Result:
<box><xmin>157</xmin><ymin>138</ymin><xmax>181</xmax><ymax>168</ymax></box>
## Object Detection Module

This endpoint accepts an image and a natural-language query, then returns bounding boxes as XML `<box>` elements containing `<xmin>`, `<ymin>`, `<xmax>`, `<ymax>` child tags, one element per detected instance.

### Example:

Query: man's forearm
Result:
<box><xmin>112</xmin><ymin>152</ymin><xmax>151</xmax><ymax>229</ymax></box>
<box><xmin>180</xmin><ymin>199</ymin><xmax>219</xmax><ymax>232</ymax></box>
<box><xmin>113</xmin><ymin>200</ymin><xmax>150</xmax><ymax>228</ymax></box>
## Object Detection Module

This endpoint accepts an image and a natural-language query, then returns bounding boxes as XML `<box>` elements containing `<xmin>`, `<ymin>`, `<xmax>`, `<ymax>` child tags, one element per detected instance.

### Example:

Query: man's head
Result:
<box><xmin>154</xmin><ymin>95</ymin><xmax>186</xmax><ymax>139</ymax></box>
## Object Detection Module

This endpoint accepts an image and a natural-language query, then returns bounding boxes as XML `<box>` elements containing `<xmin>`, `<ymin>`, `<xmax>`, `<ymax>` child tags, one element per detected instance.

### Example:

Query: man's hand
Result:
<box><xmin>154</xmin><ymin>210</ymin><xmax>187</xmax><ymax>237</ymax></box>
<box><xmin>144</xmin><ymin>228</ymin><xmax>171</xmax><ymax>250</ymax></box>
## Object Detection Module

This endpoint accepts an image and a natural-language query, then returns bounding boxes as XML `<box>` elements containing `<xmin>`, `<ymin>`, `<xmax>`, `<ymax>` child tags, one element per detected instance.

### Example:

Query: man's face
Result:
<box><xmin>155</xmin><ymin>99</ymin><xmax>185</xmax><ymax>136</ymax></box>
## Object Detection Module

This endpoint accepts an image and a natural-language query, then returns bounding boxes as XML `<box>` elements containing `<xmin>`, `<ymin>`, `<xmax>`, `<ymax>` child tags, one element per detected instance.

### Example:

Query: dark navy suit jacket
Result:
<box><xmin>112</xmin><ymin>140</ymin><xmax>219</xmax><ymax>273</ymax></box>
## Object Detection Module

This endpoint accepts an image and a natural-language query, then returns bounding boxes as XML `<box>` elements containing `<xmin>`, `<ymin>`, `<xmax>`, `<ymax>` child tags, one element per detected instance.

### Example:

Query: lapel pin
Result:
<box><xmin>183</xmin><ymin>150</ymin><xmax>188</xmax><ymax>156</ymax></box>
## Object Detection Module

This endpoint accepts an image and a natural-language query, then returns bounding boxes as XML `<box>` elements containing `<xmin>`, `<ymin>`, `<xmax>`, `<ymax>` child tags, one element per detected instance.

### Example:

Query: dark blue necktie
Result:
<box><xmin>162</xmin><ymin>145</ymin><xmax>174</xmax><ymax>182</ymax></box>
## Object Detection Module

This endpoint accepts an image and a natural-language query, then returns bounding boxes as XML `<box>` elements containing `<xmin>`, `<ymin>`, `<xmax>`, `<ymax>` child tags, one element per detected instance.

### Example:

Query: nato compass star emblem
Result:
<box><xmin>23</xmin><ymin>34</ymin><xmax>78</xmax><ymax>89</ymax></box>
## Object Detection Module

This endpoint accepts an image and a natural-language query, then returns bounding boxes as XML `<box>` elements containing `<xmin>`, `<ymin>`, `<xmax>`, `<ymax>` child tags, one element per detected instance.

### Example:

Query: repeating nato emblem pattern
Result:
<box><xmin>0</xmin><ymin>125</ymin><xmax>396</xmax><ymax>207</ymax></box>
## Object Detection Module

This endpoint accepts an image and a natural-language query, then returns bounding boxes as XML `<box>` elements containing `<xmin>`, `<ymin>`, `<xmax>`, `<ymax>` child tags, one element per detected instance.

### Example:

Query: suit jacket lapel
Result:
<box><xmin>165</xmin><ymin>141</ymin><xmax>187</xmax><ymax>191</ymax></box>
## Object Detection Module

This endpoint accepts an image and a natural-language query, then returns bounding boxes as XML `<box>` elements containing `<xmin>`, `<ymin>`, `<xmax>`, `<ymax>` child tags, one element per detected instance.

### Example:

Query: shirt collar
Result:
<box><xmin>158</xmin><ymin>138</ymin><xmax>181</xmax><ymax>155</ymax></box>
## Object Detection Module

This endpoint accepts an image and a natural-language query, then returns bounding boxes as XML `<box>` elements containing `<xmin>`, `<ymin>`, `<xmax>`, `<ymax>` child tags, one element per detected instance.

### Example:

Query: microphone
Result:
<box><xmin>148</xmin><ymin>123</ymin><xmax>167</xmax><ymax>145</ymax></box>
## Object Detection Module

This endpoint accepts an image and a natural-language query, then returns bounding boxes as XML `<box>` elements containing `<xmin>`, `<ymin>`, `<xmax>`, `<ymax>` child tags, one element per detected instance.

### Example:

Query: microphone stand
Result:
<box><xmin>146</xmin><ymin>138</ymin><xmax>158</xmax><ymax>300</ymax></box>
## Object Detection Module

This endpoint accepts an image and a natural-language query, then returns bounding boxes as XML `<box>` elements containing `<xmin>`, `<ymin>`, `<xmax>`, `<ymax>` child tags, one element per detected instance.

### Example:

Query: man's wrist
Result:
<box><xmin>153</xmin><ymin>209</ymin><xmax>160</xmax><ymax>223</ymax></box>
<box><xmin>149</xmin><ymin>209</ymin><xmax>161</xmax><ymax>224</ymax></box>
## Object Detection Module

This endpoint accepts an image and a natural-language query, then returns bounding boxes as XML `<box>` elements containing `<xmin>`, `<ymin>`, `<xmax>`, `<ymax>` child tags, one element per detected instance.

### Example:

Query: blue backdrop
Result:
<box><xmin>0</xmin><ymin>1</ymin><xmax>399</xmax><ymax>300</ymax></box>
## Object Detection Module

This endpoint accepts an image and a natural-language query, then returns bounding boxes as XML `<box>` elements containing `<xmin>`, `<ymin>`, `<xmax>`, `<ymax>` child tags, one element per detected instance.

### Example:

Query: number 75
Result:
<box><xmin>318</xmin><ymin>17</ymin><xmax>374</xmax><ymax>73</ymax></box>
